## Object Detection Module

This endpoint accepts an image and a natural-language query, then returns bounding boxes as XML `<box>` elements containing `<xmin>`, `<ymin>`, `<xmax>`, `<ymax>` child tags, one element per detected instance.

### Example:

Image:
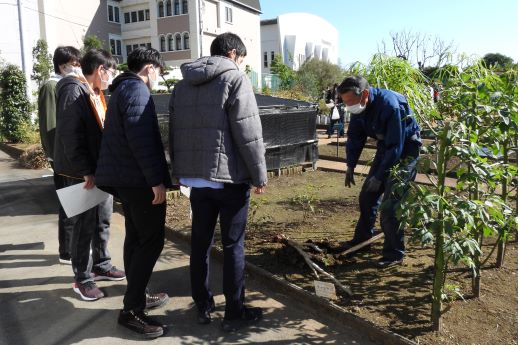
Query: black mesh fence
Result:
<box><xmin>153</xmin><ymin>94</ymin><xmax>318</xmax><ymax>170</ymax></box>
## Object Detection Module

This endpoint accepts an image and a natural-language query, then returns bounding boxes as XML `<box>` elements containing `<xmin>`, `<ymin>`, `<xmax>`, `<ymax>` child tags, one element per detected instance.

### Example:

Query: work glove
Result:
<box><xmin>364</xmin><ymin>176</ymin><xmax>382</xmax><ymax>193</ymax></box>
<box><xmin>344</xmin><ymin>168</ymin><xmax>355</xmax><ymax>187</ymax></box>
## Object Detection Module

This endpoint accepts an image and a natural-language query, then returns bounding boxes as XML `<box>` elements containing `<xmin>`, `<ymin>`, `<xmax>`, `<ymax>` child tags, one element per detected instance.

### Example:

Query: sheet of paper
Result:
<box><xmin>56</xmin><ymin>183</ymin><xmax>110</xmax><ymax>218</ymax></box>
<box><xmin>314</xmin><ymin>280</ymin><xmax>337</xmax><ymax>300</ymax></box>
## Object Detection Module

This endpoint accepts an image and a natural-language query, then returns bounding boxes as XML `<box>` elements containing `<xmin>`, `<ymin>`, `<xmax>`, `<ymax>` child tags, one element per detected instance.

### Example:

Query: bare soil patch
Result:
<box><xmin>166</xmin><ymin>170</ymin><xmax>518</xmax><ymax>345</ymax></box>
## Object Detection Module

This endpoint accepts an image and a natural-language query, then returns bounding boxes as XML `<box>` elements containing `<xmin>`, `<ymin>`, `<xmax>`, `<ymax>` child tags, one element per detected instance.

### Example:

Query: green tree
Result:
<box><xmin>482</xmin><ymin>53</ymin><xmax>514</xmax><ymax>70</ymax></box>
<box><xmin>270</xmin><ymin>55</ymin><xmax>295</xmax><ymax>90</ymax></box>
<box><xmin>295</xmin><ymin>58</ymin><xmax>343</xmax><ymax>101</ymax></box>
<box><xmin>82</xmin><ymin>35</ymin><xmax>104</xmax><ymax>54</ymax></box>
<box><xmin>0</xmin><ymin>64</ymin><xmax>32</xmax><ymax>142</ymax></box>
<box><xmin>31</xmin><ymin>39</ymin><xmax>53</xmax><ymax>88</ymax></box>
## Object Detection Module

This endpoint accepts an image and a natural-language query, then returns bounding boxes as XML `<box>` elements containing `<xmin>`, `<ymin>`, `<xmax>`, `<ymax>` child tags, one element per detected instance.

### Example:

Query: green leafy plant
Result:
<box><xmin>0</xmin><ymin>64</ymin><xmax>32</xmax><ymax>143</ymax></box>
<box><xmin>82</xmin><ymin>35</ymin><xmax>104</xmax><ymax>54</ymax></box>
<box><xmin>31</xmin><ymin>39</ymin><xmax>53</xmax><ymax>88</ymax></box>
<box><xmin>290</xmin><ymin>184</ymin><xmax>321</xmax><ymax>222</ymax></box>
<box><xmin>248</xmin><ymin>197</ymin><xmax>272</xmax><ymax>231</ymax></box>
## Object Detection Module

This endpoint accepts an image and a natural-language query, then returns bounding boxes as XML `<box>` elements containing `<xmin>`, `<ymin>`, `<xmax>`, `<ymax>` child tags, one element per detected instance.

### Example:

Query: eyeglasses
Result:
<box><xmin>102</xmin><ymin>67</ymin><xmax>116</xmax><ymax>78</ymax></box>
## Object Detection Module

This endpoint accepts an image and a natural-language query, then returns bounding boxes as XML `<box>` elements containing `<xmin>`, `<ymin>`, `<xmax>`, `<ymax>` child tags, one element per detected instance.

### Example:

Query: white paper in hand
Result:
<box><xmin>56</xmin><ymin>183</ymin><xmax>110</xmax><ymax>218</ymax></box>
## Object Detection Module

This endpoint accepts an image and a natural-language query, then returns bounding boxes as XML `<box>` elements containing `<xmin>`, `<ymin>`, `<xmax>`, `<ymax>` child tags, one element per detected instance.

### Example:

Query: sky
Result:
<box><xmin>259</xmin><ymin>0</ymin><xmax>518</xmax><ymax>67</ymax></box>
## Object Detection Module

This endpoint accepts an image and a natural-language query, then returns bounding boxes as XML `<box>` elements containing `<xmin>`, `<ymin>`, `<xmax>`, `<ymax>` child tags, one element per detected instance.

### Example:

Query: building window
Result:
<box><xmin>124</xmin><ymin>12</ymin><xmax>130</xmax><ymax>24</ymax></box>
<box><xmin>147</xmin><ymin>43</ymin><xmax>152</xmax><ymax>49</ymax></box>
<box><xmin>158</xmin><ymin>1</ymin><xmax>164</xmax><ymax>17</ymax></box>
<box><xmin>160</xmin><ymin>36</ymin><xmax>166</xmax><ymax>52</ymax></box>
<box><xmin>175</xmin><ymin>33</ymin><xmax>182</xmax><ymax>50</ymax></box>
<box><xmin>263</xmin><ymin>52</ymin><xmax>268</xmax><ymax>68</ymax></box>
<box><xmin>271</xmin><ymin>51</ymin><xmax>275</xmax><ymax>63</ymax></box>
<box><xmin>182</xmin><ymin>0</ymin><xmax>188</xmax><ymax>14</ymax></box>
<box><xmin>145</xmin><ymin>9</ymin><xmax>150</xmax><ymax>20</ymax></box>
<box><xmin>131</xmin><ymin>11</ymin><xmax>137</xmax><ymax>22</ymax></box>
<box><xmin>126</xmin><ymin>45</ymin><xmax>132</xmax><ymax>55</ymax></box>
<box><xmin>174</xmin><ymin>0</ymin><xmax>180</xmax><ymax>15</ymax></box>
<box><xmin>108</xmin><ymin>5</ymin><xmax>120</xmax><ymax>23</ymax></box>
<box><xmin>133</xmin><ymin>44</ymin><xmax>139</xmax><ymax>50</ymax></box>
<box><xmin>183</xmin><ymin>32</ymin><xmax>189</xmax><ymax>49</ymax></box>
<box><xmin>138</xmin><ymin>10</ymin><xmax>144</xmax><ymax>21</ymax></box>
<box><xmin>168</xmin><ymin>34</ymin><xmax>174</xmax><ymax>51</ymax></box>
<box><xmin>166</xmin><ymin>0</ymin><xmax>172</xmax><ymax>16</ymax></box>
<box><xmin>110</xmin><ymin>38</ymin><xmax>122</xmax><ymax>55</ymax></box>
<box><xmin>225</xmin><ymin>7</ymin><xmax>233</xmax><ymax>23</ymax></box>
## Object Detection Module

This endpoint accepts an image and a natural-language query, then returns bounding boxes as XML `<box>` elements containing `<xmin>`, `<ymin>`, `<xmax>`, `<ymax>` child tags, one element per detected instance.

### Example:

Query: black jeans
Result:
<box><xmin>52</xmin><ymin>165</ymin><xmax>74</xmax><ymax>258</ymax></box>
<box><xmin>352</xmin><ymin>144</ymin><xmax>419</xmax><ymax>260</ymax></box>
<box><xmin>61</xmin><ymin>176</ymin><xmax>113</xmax><ymax>283</ymax></box>
<box><xmin>189</xmin><ymin>184</ymin><xmax>250</xmax><ymax>319</ymax></box>
<box><xmin>116</xmin><ymin>187</ymin><xmax>165</xmax><ymax>312</ymax></box>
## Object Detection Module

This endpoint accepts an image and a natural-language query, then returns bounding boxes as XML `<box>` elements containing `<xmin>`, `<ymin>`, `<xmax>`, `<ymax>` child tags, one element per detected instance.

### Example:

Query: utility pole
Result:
<box><xmin>17</xmin><ymin>0</ymin><xmax>26</xmax><ymax>73</ymax></box>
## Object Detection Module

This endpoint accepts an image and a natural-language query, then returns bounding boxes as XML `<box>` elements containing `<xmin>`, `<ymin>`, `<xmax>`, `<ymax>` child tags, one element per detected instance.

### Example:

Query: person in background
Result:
<box><xmin>338</xmin><ymin>76</ymin><xmax>421</xmax><ymax>267</ymax></box>
<box><xmin>38</xmin><ymin>46</ymin><xmax>81</xmax><ymax>265</ymax></box>
<box><xmin>169</xmin><ymin>32</ymin><xmax>267</xmax><ymax>332</ymax></box>
<box><xmin>54</xmin><ymin>49</ymin><xmax>125</xmax><ymax>301</ymax></box>
<box><xmin>96</xmin><ymin>47</ymin><xmax>171</xmax><ymax>339</ymax></box>
<box><xmin>326</xmin><ymin>83</ymin><xmax>345</xmax><ymax>138</ymax></box>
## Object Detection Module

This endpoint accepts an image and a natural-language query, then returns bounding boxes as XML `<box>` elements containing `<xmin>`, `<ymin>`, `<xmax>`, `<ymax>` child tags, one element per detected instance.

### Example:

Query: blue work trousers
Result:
<box><xmin>352</xmin><ymin>145</ymin><xmax>419</xmax><ymax>260</ymax></box>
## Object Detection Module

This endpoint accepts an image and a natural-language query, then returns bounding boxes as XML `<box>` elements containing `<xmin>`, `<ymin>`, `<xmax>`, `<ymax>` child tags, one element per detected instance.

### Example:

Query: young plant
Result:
<box><xmin>290</xmin><ymin>184</ymin><xmax>321</xmax><ymax>222</ymax></box>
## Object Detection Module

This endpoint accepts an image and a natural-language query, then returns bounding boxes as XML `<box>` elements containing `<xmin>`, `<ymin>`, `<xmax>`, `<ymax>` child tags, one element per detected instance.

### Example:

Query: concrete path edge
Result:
<box><xmin>164</xmin><ymin>227</ymin><xmax>417</xmax><ymax>345</ymax></box>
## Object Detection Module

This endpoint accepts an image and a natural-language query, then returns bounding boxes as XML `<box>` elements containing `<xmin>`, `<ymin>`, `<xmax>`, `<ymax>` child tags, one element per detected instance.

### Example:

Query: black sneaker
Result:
<box><xmin>59</xmin><ymin>254</ymin><xmax>72</xmax><ymax>265</ymax></box>
<box><xmin>197</xmin><ymin>298</ymin><xmax>216</xmax><ymax>325</ymax></box>
<box><xmin>377</xmin><ymin>257</ymin><xmax>403</xmax><ymax>268</ymax></box>
<box><xmin>118</xmin><ymin>310</ymin><xmax>164</xmax><ymax>338</ymax></box>
<box><xmin>145</xmin><ymin>292</ymin><xmax>169</xmax><ymax>310</ymax></box>
<box><xmin>221</xmin><ymin>307</ymin><xmax>263</xmax><ymax>332</ymax></box>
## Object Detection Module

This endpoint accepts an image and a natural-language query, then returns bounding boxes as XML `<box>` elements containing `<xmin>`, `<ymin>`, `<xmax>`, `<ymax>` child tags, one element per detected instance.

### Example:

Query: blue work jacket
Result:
<box><xmin>346</xmin><ymin>87</ymin><xmax>420</xmax><ymax>180</ymax></box>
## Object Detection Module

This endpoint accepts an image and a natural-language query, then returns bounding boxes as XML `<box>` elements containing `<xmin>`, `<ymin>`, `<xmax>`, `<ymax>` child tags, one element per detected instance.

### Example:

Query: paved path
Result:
<box><xmin>0</xmin><ymin>149</ymin><xmax>374</xmax><ymax>345</ymax></box>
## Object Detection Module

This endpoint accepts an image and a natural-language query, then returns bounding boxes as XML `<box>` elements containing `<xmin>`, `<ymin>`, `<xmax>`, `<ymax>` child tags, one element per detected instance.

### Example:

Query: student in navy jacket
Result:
<box><xmin>96</xmin><ymin>48</ymin><xmax>171</xmax><ymax>338</ymax></box>
<box><xmin>337</xmin><ymin>76</ymin><xmax>421</xmax><ymax>267</ymax></box>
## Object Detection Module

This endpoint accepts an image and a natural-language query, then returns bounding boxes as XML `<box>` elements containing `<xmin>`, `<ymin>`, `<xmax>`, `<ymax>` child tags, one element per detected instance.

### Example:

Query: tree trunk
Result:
<box><xmin>496</xmin><ymin>142</ymin><xmax>509</xmax><ymax>268</ymax></box>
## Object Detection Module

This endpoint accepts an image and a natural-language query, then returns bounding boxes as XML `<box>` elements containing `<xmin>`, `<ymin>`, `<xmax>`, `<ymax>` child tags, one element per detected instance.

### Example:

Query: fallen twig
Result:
<box><xmin>274</xmin><ymin>234</ymin><xmax>352</xmax><ymax>296</ymax></box>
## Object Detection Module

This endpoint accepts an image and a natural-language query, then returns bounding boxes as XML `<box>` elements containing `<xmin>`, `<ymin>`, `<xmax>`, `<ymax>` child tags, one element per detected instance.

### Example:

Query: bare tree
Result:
<box><xmin>378</xmin><ymin>30</ymin><xmax>456</xmax><ymax>68</ymax></box>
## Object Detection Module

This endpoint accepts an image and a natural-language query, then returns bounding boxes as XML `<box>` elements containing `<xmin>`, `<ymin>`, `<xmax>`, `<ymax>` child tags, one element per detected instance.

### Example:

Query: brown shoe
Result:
<box><xmin>72</xmin><ymin>281</ymin><xmax>104</xmax><ymax>301</ymax></box>
<box><xmin>145</xmin><ymin>292</ymin><xmax>169</xmax><ymax>310</ymax></box>
<box><xmin>118</xmin><ymin>310</ymin><xmax>164</xmax><ymax>338</ymax></box>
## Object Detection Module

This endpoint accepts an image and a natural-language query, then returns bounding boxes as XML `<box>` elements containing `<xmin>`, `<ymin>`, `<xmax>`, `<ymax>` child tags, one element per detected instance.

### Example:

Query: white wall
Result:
<box><xmin>261</xmin><ymin>12</ymin><xmax>339</xmax><ymax>72</ymax></box>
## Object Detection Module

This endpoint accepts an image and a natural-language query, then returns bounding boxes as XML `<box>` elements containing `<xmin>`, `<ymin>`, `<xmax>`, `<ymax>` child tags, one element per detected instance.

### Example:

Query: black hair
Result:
<box><xmin>337</xmin><ymin>76</ymin><xmax>370</xmax><ymax>96</ymax></box>
<box><xmin>53</xmin><ymin>46</ymin><xmax>81</xmax><ymax>74</ymax></box>
<box><xmin>210</xmin><ymin>32</ymin><xmax>247</xmax><ymax>58</ymax></box>
<box><xmin>127</xmin><ymin>47</ymin><xmax>164</xmax><ymax>73</ymax></box>
<box><xmin>80</xmin><ymin>49</ymin><xmax>117</xmax><ymax>76</ymax></box>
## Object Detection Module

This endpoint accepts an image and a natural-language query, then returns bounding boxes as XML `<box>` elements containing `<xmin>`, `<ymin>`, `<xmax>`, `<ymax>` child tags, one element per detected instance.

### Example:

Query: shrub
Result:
<box><xmin>0</xmin><ymin>64</ymin><xmax>32</xmax><ymax>143</ymax></box>
<box><xmin>18</xmin><ymin>144</ymin><xmax>49</xmax><ymax>169</ymax></box>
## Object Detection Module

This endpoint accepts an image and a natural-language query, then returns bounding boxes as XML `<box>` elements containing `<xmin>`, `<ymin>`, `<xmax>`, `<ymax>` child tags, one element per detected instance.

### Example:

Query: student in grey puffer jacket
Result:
<box><xmin>169</xmin><ymin>32</ymin><xmax>266</xmax><ymax>332</ymax></box>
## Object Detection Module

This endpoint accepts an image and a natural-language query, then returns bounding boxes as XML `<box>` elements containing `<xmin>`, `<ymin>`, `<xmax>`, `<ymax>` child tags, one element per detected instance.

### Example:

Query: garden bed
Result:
<box><xmin>165</xmin><ymin>169</ymin><xmax>518</xmax><ymax>345</ymax></box>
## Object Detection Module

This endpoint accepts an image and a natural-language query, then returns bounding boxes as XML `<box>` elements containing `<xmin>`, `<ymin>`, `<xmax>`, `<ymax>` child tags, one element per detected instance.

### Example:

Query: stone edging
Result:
<box><xmin>164</xmin><ymin>226</ymin><xmax>417</xmax><ymax>345</ymax></box>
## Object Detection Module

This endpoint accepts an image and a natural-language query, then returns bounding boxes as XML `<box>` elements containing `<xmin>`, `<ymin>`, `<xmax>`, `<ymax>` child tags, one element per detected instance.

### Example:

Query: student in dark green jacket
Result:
<box><xmin>38</xmin><ymin>46</ymin><xmax>81</xmax><ymax>264</ymax></box>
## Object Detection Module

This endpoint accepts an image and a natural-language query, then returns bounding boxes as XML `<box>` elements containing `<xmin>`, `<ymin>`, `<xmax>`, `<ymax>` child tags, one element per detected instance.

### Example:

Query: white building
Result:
<box><xmin>261</xmin><ymin>12</ymin><xmax>339</xmax><ymax>73</ymax></box>
<box><xmin>0</xmin><ymin>0</ymin><xmax>262</xmax><ymax>95</ymax></box>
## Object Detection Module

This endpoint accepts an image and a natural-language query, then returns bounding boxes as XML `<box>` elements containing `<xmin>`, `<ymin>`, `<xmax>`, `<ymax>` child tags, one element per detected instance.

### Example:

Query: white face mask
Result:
<box><xmin>63</xmin><ymin>65</ymin><xmax>83</xmax><ymax>76</ymax></box>
<box><xmin>148</xmin><ymin>66</ymin><xmax>160</xmax><ymax>90</ymax></box>
<box><xmin>100</xmin><ymin>68</ymin><xmax>114</xmax><ymax>90</ymax></box>
<box><xmin>346</xmin><ymin>102</ymin><xmax>366</xmax><ymax>114</ymax></box>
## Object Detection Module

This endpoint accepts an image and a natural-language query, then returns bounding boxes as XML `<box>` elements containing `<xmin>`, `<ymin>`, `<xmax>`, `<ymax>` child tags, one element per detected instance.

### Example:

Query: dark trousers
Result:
<box><xmin>52</xmin><ymin>168</ymin><xmax>74</xmax><ymax>258</ymax></box>
<box><xmin>352</xmin><ymin>145</ymin><xmax>419</xmax><ymax>260</ymax></box>
<box><xmin>61</xmin><ymin>176</ymin><xmax>113</xmax><ymax>283</ymax></box>
<box><xmin>116</xmin><ymin>187</ymin><xmax>165</xmax><ymax>312</ymax></box>
<box><xmin>189</xmin><ymin>184</ymin><xmax>250</xmax><ymax>319</ymax></box>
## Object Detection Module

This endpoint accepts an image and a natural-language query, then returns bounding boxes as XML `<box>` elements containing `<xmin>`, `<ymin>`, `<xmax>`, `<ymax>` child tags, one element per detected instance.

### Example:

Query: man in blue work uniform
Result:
<box><xmin>338</xmin><ymin>76</ymin><xmax>421</xmax><ymax>267</ymax></box>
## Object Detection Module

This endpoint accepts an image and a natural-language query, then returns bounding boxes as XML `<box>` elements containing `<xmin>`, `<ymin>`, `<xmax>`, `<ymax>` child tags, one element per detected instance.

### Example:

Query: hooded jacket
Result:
<box><xmin>54</xmin><ymin>76</ymin><xmax>104</xmax><ymax>179</ymax></box>
<box><xmin>95</xmin><ymin>72</ymin><xmax>172</xmax><ymax>188</ymax></box>
<box><xmin>169</xmin><ymin>56</ymin><xmax>267</xmax><ymax>187</ymax></box>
